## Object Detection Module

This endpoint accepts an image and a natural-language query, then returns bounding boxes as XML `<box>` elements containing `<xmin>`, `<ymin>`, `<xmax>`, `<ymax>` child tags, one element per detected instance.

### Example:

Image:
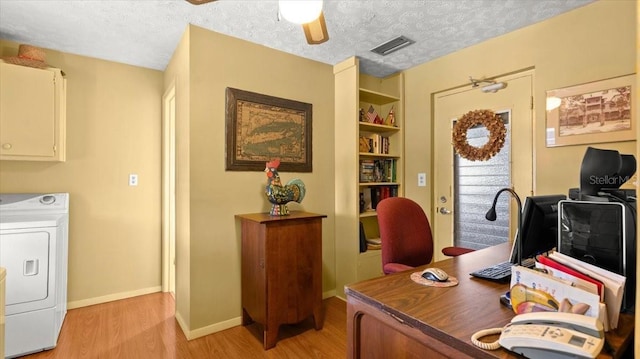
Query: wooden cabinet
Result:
<box><xmin>0</xmin><ymin>61</ymin><xmax>66</xmax><ymax>161</ymax></box>
<box><xmin>236</xmin><ymin>211</ymin><xmax>326</xmax><ymax>349</ymax></box>
<box><xmin>334</xmin><ymin>57</ymin><xmax>403</xmax><ymax>297</ymax></box>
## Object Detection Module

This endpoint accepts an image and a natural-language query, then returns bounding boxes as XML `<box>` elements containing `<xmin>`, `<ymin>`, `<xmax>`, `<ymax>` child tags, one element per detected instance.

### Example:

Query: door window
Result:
<box><xmin>454</xmin><ymin>111</ymin><xmax>511</xmax><ymax>249</ymax></box>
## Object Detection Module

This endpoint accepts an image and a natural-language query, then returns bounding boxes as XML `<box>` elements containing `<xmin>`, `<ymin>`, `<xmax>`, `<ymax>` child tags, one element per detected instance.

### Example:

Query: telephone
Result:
<box><xmin>472</xmin><ymin>312</ymin><xmax>605</xmax><ymax>359</ymax></box>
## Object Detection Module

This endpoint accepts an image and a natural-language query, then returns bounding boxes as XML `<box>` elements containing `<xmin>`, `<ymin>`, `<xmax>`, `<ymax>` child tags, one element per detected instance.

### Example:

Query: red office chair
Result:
<box><xmin>377</xmin><ymin>197</ymin><xmax>474</xmax><ymax>275</ymax></box>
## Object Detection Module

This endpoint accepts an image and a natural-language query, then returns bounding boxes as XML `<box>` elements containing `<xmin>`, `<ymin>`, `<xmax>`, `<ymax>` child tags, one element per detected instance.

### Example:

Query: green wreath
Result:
<box><xmin>452</xmin><ymin>109</ymin><xmax>506</xmax><ymax>161</ymax></box>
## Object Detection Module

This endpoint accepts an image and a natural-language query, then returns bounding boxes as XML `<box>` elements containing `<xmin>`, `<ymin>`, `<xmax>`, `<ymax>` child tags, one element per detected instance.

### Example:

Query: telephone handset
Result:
<box><xmin>500</xmin><ymin>312</ymin><xmax>604</xmax><ymax>358</ymax></box>
<box><xmin>472</xmin><ymin>312</ymin><xmax>604</xmax><ymax>359</ymax></box>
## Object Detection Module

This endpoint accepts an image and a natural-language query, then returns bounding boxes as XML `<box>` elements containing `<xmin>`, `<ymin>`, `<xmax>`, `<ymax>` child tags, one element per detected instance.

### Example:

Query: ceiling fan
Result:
<box><xmin>185</xmin><ymin>0</ymin><xmax>329</xmax><ymax>45</ymax></box>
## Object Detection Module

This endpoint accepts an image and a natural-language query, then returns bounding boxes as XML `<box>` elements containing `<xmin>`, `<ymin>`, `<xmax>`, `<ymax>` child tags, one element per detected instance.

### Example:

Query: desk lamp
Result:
<box><xmin>485</xmin><ymin>188</ymin><xmax>523</xmax><ymax>266</ymax></box>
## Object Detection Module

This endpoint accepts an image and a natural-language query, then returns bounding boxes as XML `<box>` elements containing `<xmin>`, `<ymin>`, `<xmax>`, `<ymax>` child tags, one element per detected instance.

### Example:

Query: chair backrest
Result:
<box><xmin>377</xmin><ymin>197</ymin><xmax>434</xmax><ymax>273</ymax></box>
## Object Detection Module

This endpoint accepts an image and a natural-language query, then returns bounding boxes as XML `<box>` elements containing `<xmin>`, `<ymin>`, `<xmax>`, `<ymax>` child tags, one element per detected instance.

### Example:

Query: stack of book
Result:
<box><xmin>359</xmin><ymin>159</ymin><xmax>397</xmax><ymax>183</ymax></box>
<box><xmin>359</xmin><ymin>160</ymin><xmax>376</xmax><ymax>182</ymax></box>
<box><xmin>360</xmin><ymin>186</ymin><xmax>399</xmax><ymax>211</ymax></box>
<box><xmin>510</xmin><ymin>252</ymin><xmax>626</xmax><ymax>331</ymax></box>
<box><xmin>359</xmin><ymin>134</ymin><xmax>390</xmax><ymax>154</ymax></box>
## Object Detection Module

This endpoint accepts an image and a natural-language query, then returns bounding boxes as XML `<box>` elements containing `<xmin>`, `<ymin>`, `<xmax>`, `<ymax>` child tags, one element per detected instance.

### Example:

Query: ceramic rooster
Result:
<box><xmin>264</xmin><ymin>159</ymin><xmax>306</xmax><ymax>216</ymax></box>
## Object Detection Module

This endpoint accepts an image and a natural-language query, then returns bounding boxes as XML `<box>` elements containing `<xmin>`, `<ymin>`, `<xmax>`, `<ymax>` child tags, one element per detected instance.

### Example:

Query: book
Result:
<box><xmin>359</xmin><ymin>160</ymin><xmax>375</xmax><ymax>182</ymax></box>
<box><xmin>361</xmin><ymin>188</ymin><xmax>373</xmax><ymax>211</ymax></box>
<box><xmin>366</xmin><ymin>237</ymin><xmax>381</xmax><ymax>245</ymax></box>
<box><xmin>358</xmin><ymin>136</ymin><xmax>371</xmax><ymax>153</ymax></box>
<box><xmin>370</xmin><ymin>187</ymin><xmax>379</xmax><ymax>209</ymax></box>
<box><xmin>359</xmin><ymin>222</ymin><xmax>367</xmax><ymax>253</ymax></box>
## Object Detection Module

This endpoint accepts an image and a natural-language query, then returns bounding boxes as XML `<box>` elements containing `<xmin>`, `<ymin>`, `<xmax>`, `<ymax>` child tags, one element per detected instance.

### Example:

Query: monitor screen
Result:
<box><xmin>510</xmin><ymin>194</ymin><xmax>567</xmax><ymax>263</ymax></box>
<box><xmin>558</xmin><ymin>200</ymin><xmax>626</xmax><ymax>274</ymax></box>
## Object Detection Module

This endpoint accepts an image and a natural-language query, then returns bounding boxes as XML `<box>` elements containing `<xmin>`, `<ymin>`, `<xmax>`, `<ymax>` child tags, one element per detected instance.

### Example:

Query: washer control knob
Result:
<box><xmin>40</xmin><ymin>195</ymin><xmax>56</xmax><ymax>205</ymax></box>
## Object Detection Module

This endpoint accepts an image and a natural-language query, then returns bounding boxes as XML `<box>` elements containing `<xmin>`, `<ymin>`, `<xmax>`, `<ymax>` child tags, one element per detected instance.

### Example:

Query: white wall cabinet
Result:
<box><xmin>0</xmin><ymin>62</ymin><xmax>66</xmax><ymax>161</ymax></box>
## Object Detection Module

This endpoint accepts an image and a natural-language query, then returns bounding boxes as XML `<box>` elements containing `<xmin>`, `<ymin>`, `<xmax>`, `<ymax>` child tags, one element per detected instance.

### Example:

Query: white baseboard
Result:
<box><xmin>182</xmin><ymin>316</ymin><xmax>243</xmax><ymax>341</ymax></box>
<box><xmin>323</xmin><ymin>289</ymin><xmax>336</xmax><ymax>299</ymax></box>
<box><xmin>180</xmin><ymin>289</ymin><xmax>339</xmax><ymax>341</ymax></box>
<box><xmin>67</xmin><ymin>286</ymin><xmax>162</xmax><ymax>309</ymax></box>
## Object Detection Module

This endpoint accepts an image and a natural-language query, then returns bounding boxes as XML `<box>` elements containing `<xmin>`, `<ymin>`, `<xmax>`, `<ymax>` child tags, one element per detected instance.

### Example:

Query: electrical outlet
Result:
<box><xmin>418</xmin><ymin>173</ymin><xmax>426</xmax><ymax>187</ymax></box>
<box><xmin>129</xmin><ymin>174</ymin><xmax>138</xmax><ymax>186</ymax></box>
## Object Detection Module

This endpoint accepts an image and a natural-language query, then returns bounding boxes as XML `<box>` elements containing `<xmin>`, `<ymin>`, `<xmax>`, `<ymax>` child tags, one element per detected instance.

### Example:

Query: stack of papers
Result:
<box><xmin>510</xmin><ymin>252</ymin><xmax>625</xmax><ymax>331</ymax></box>
<box><xmin>547</xmin><ymin>252</ymin><xmax>625</xmax><ymax>331</ymax></box>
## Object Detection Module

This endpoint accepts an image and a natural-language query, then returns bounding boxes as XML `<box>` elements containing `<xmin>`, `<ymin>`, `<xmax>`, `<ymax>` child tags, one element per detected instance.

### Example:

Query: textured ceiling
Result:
<box><xmin>0</xmin><ymin>0</ymin><xmax>594</xmax><ymax>78</ymax></box>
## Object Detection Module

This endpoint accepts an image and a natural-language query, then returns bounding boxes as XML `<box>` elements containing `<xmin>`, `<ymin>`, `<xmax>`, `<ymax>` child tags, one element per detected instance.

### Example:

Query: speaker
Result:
<box><xmin>558</xmin><ymin>199</ymin><xmax>636</xmax><ymax>313</ymax></box>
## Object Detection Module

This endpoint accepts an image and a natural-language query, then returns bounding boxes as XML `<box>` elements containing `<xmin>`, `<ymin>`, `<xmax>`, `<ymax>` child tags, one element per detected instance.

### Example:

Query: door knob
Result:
<box><xmin>439</xmin><ymin>207</ymin><xmax>452</xmax><ymax>214</ymax></box>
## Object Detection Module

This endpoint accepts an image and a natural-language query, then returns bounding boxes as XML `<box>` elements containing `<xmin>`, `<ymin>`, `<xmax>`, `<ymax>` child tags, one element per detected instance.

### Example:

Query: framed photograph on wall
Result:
<box><xmin>545</xmin><ymin>74</ymin><xmax>635</xmax><ymax>147</ymax></box>
<box><xmin>225</xmin><ymin>87</ymin><xmax>312</xmax><ymax>172</ymax></box>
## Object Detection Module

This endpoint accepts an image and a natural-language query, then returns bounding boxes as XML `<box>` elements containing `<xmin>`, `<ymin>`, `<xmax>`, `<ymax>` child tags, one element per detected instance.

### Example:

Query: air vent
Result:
<box><xmin>370</xmin><ymin>36</ymin><xmax>415</xmax><ymax>56</ymax></box>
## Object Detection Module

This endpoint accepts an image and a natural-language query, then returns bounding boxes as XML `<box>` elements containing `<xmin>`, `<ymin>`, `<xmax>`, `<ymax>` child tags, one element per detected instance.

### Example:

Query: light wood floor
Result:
<box><xmin>22</xmin><ymin>292</ymin><xmax>347</xmax><ymax>359</ymax></box>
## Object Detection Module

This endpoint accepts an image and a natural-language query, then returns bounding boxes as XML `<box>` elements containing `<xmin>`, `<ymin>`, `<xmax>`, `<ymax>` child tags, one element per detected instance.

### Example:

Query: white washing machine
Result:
<box><xmin>0</xmin><ymin>193</ymin><xmax>69</xmax><ymax>358</ymax></box>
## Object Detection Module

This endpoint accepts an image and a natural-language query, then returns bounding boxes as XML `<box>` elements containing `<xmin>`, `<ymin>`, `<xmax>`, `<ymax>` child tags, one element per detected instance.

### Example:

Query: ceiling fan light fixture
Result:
<box><xmin>185</xmin><ymin>0</ymin><xmax>217</xmax><ymax>5</ymax></box>
<box><xmin>303</xmin><ymin>12</ymin><xmax>329</xmax><ymax>44</ymax></box>
<box><xmin>279</xmin><ymin>0</ymin><xmax>323</xmax><ymax>24</ymax></box>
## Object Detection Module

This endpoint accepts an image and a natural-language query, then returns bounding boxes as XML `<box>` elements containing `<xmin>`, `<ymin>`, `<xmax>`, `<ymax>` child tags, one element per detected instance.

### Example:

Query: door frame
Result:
<box><xmin>161</xmin><ymin>80</ymin><xmax>176</xmax><ymax>295</ymax></box>
<box><xmin>431</xmin><ymin>70</ymin><xmax>535</xmax><ymax>260</ymax></box>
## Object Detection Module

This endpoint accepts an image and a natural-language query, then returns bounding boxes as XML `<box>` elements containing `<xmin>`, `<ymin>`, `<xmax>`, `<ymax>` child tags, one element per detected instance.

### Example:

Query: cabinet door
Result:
<box><xmin>0</xmin><ymin>63</ymin><xmax>56</xmax><ymax>157</ymax></box>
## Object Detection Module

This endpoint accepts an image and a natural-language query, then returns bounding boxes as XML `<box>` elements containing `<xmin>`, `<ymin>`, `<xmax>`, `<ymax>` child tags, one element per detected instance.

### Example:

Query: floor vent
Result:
<box><xmin>370</xmin><ymin>36</ymin><xmax>415</xmax><ymax>56</ymax></box>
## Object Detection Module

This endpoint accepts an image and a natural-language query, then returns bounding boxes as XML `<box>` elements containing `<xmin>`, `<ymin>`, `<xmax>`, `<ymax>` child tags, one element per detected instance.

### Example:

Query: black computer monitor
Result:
<box><xmin>509</xmin><ymin>194</ymin><xmax>567</xmax><ymax>263</ymax></box>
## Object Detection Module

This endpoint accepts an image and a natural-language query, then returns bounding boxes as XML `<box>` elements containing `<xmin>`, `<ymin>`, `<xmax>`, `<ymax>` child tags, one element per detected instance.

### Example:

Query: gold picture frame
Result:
<box><xmin>545</xmin><ymin>74</ymin><xmax>635</xmax><ymax>147</ymax></box>
<box><xmin>225</xmin><ymin>87</ymin><xmax>312</xmax><ymax>172</ymax></box>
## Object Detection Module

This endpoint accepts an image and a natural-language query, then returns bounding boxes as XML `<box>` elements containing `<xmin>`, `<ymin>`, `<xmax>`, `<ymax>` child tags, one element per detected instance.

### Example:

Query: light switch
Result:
<box><xmin>129</xmin><ymin>174</ymin><xmax>138</xmax><ymax>186</ymax></box>
<box><xmin>418</xmin><ymin>173</ymin><xmax>426</xmax><ymax>187</ymax></box>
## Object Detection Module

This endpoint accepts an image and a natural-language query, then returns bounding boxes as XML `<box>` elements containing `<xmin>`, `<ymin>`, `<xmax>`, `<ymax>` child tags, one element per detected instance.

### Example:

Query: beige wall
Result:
<box><xmin>0</xmin><ymin>40</ymin><xmax>164</xmax><ymax>307</ymax></box>
<box><xmin>165</xmin><ymin>25</ymin><xmax>336</xmax><ymax>336</ymax></box>
<box><xmin>403</xmin><ymin>0</ymin><xmax>636</xmax><ymax>219</ymax></box>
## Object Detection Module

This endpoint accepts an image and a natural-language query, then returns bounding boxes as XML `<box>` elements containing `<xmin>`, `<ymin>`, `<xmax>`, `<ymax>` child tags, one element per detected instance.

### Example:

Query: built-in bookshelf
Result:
<box><xmin>334</xmin><ymin>57</ymin><xmax>403</xmax><ymax>297</ymax></box>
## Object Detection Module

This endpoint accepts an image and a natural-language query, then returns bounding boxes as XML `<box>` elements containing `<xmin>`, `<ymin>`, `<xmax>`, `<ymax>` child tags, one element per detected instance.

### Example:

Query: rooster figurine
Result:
<box><xmin>264</xmin><ymin>159</ymin><xmax>306</xmax><ymax>216</ymax></box>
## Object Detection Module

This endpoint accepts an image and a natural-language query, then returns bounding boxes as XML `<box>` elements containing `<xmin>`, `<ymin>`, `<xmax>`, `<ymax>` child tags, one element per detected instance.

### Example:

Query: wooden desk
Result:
<box><xmin>237</xmin><ymin>211</ymin><xmax>326</xmax><ymax>349</ymax></box>
<box><xmin>345</xmin><ymin>243</ymin><xmax>634</xmax><ymax>359</ymax></box>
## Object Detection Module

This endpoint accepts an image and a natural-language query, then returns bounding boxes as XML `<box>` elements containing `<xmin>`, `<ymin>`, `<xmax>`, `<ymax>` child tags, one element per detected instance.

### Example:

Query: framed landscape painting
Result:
<box><xmin>225</xmin><ymin>87</ymin><xmax>312</xmax><ymax>172</ymax></box>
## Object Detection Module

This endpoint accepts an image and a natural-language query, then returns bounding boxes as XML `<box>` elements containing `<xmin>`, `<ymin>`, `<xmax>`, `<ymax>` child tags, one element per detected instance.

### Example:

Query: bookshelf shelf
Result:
<box><xmin>359</xmin><ymin>88</ymin><xmax>399</xmax><ymax>104</ymax></box>
<box><xmin>359</xmin><ymin>182</ymin><xmax>400</xmax><ymax>186</ymax></box>
<box><xmin>359</xmin><ymin>152</ymin><xmax>399</xmax><ymax>158</ymax></box>
<box><xmin>359</xmin><ymin>122</ymin><xmax>400</xmax><ymax>133</ymax></box>
<box><xmin>359</xmin><ymin>211</ymin><xmax>377</xmax><ymax>218</ymax></box>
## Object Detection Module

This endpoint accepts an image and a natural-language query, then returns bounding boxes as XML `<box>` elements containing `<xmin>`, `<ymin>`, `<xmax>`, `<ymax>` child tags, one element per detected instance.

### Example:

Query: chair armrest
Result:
<box><xmin>383</xmin><ymin>262</ymin><xmax>415</xmax><ymax>274</ymax></box>
<box><xmin>442</xmin><ymin>246</ymin><xmax>475</xmax><ymax>257</ymax></box>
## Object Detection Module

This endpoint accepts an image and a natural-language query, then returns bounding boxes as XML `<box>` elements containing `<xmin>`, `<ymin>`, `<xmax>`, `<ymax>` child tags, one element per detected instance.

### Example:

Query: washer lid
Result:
<box><xmin>0</xmin><ymin>214</ymin><xmax>66</xmax><ymax>230</ymax></box>
<box><xmin>0</xmin><ymin>193</ymin><xmax>69</xmax><ymax>214</ymax></box>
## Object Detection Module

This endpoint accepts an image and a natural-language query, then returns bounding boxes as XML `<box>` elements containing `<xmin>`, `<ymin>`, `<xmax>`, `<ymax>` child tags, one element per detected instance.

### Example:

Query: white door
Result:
<box><xmin>433</xmin><ymin>72</ymin><xmax>533</xmax><ymax>261</ymax></box>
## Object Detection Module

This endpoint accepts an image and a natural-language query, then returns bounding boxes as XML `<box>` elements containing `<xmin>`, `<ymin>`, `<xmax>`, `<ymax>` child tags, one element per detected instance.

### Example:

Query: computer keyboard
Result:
<box><xmin>470</xmin><ymin>258</ymin><xmax>536</xmax><ymax>282</ymax></box>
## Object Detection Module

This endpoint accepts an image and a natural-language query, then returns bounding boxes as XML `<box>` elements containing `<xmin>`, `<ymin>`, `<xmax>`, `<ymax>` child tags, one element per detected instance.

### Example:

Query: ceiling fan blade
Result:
<box><xmin>302</xmin><ymin>12</ymin><xmax>329</xmax><ymax>45</ymax></box>
<box><xmin>185</xmin><ymin>0</ymin><xmax>217</xmax><ymax>4</ymax></box>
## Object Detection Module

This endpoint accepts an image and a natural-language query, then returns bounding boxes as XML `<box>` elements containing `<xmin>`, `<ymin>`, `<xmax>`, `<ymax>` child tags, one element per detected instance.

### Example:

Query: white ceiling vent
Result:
<box><xmin>370</xmin><ymin>36</ymin><xmax>415</xmax><ymax>56</ymax></box>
